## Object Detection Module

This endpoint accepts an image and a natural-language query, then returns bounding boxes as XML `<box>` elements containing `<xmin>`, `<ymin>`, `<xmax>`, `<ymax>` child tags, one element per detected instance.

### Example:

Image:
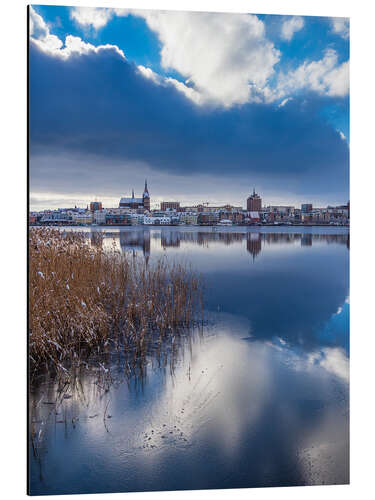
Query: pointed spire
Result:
<box><xmin>253</xmin><ymin>187</ymin><xmax>256</xmax><ymax>196</ymax></box>
<box><xmin>144</xmin><ymin>178</ymin><xmax>149</xmax><ymax>193</ymax></box>
<box><xmin>132</xmin><ymin>188</ymin><xmax>134</xmax><ymax>198</ymax></box>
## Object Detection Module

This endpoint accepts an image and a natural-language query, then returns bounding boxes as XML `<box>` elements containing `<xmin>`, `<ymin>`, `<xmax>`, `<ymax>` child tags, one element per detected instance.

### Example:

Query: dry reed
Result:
<box><xmin>29</xmin><ymin>228</ymin><xmax>203</xmax><ymax>375</ymax></box>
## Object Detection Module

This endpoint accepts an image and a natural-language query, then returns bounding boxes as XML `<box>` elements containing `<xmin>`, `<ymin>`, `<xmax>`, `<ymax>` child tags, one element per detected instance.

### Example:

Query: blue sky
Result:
<box><xmin>29</xmin><ymin>5</ymin><xmax>349</xmax><ymax>210</ymax></box>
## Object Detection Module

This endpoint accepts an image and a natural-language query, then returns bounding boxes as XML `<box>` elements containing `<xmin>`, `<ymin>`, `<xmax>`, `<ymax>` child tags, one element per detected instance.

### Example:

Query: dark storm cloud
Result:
<box><xmin>29</xmin><ymin>40</ymin><xmax>349</xmax><ymax>199</ymax></box>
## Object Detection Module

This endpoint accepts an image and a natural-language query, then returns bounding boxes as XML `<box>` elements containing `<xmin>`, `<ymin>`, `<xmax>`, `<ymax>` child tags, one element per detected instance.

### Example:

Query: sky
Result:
<box><xmin>29</xmin><ymin>5</ymin><xmax>349</xmax><ymax>210</ymax></box>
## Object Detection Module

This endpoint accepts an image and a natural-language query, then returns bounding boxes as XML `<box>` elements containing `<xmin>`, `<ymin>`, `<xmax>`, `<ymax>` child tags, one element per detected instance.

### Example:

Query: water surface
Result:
<box><xmin>29</xmin><ymin>227</ymin><xmax>349</xmax><ymax>494</ymax></box>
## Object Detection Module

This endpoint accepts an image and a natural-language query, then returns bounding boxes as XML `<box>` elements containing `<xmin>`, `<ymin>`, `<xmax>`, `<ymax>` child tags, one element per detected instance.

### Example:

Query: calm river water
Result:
<box><xmin>29</xmin><ymin>226</ymin><xmax>349</xmax><ymax>495</ymax></box>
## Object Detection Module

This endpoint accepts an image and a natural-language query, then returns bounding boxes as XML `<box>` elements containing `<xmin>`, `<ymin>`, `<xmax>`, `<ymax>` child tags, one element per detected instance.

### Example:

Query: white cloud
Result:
<box><xmin>117</xmin><ymin>10</ymin><xmax>281</xmax><ymax>107</ymax></box>
<box><xmin>29</xmin><ymin>7</ymin><xmax>63</xmax><ymax>53</ymax></box>
<box><xmin>277</xmin><ymin>49</ymin><xmax>349</xmax><ymax>98</ymax></box>
<box><xmin>331</xmin><ymin>17</ymin><xmax>349</xmax><ymax>39</ymax></box>
<box><xmin>137</xmin><ymin>64</ymin><xmax>202</xmax><ymax>105</ymax></box>
<box><xmin>70</xmin><ymin>7</ymin><xmax>114</xmax><ymax>30</ymax></box>
<box><xmin>281</xmin><ymin>16</ymin><xmax>304</xmax><ymax>41</ymax></box>
<box><xmin>165</xmin><ymin>77</ymin><xmax>203</xmax><ymax>105</ymax></box>
<box><xmin>29</xmin><ymin>6</ymin><xmax>49</xmax><ymax>38</ymax></box>
<box><xmin>137</xmin><ymin>64</ymin><xmax>162</xmax><ymax>84</ymax></box>
<box><xmin>321</xmin><ymin>59</ymin><xmax>349</xmax><ymax>97</ymax></box>
<box><xmin>29</xmin><ymin>7</ymin><xmax>125</xmax><ymax>60</ymax></box>
<box><xmin>33</xmin><ymin>7</ymin><xmax>349</xmax><ymax>108</ymax></box>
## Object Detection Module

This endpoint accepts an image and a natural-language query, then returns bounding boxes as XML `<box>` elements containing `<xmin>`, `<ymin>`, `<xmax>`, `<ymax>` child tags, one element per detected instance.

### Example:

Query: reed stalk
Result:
<box><xmin>29</xmin><ymin>228</ymin><xmax>203</xmax><ymax>375</ymax></box>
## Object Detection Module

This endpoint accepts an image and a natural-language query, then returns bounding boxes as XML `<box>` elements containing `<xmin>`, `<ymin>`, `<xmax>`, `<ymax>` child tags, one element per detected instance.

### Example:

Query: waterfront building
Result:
<box><xmin>144</xmin><ymin>216</ymin><xmax>171</xmax><ymax>225</ymax></box>
<box><xmin>179</xmin><ymin>213</ymin><xmax>199</xmax><ymax>225</ymax></box>
<box><xmin>244</xmin><ymin>211</ymin><xmax>261</xmax><ymax>224</ymax></box>
<box><xmin>301</xmin><ymin>203</ymin><xmax>313</xmax><ymax>213</ymax></box>
<box><xmin>197</xmin><ymin>212</ymin><xmax>219</xmax><ymax>225</ymax></box>
<box><xmin>40</xmin><ymin>211</ymin><xmax>74</xmax><ymax>225</ymax></box>
<box><xmin>94</xmin><ymin>210</ymin><xmax>107</xmax><ymax>224</ymax></box>
<box><xmin>247</xmin><ymin>189</ymin><xmax>262</xmax><ymax>211</ymax></box>
<box><xmin>160</xmin><ymin>201</ymin><xmax>180</xmax><ymax>211</ymax></box>
<box><xmin>217</xmin><ymin>219</ymin><xmax>233</xmax><ymax>226</ymax></box>
<box><xmin>119</xmin><ymin>180</ymin><xmax>150</xmax><ymax>211</ymax></box>
<box><xmin>219</xmin><ymin>210</ymin><xmax>244</xmax><ymax>224</ymax></box>
<box><xmin>106</xmin><ymin>213</ymin><xmax>132</xmax><ymax>225</ymax></box>
<box><xmin>90</xmin><ymin>201</ymin><xmax>102</xmax><ymax>212</ymax></box>
<box><xmin>72</xmin><ymin>213</ymin><xmax>93</xmax><ymax>225</ymax></box>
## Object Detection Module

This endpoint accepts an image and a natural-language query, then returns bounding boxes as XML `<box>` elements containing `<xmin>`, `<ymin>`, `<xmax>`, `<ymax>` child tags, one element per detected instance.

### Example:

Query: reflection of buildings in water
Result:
<box><xmin>153</xmin><ymin>231</ymin><xmax>245</xmax><ymax>248</ymax></box>
<box><xmin>246</xmin><ymin>233</ymin><xmax>262</xmax><ymax>261</ymax></box>
<box><xmin>90</xmin><ymin>231</ymin><xmax>103</xmax><ymax>248</ymax></box>
<box><xmin>160</xmin><ymin>231</ymin><xmax>181</xmax><ymax>248</ymax></box>
<box><xmin>261</xmin><ymin>232</ymin><xmax>349</xmax><ymax>249</ymax></box>
<box><xmin>263</xmin><ymin>232</ymin><xmax>300</xmax><ymax>245</ymax></box>
<box><xmin>118</xmin><ymin>230</ymin><xmax>349</xmax><ymax>261</ymax></box>
<box><xmin>119</xmin><ymin>231</ymin><xmax>151</xmax><ymax>263</ymax></box>
<box><xmin>196</xmin><ymin>232</ymin><xmax>243</xmax><ymax>247</ymax></box>
<box><xmin>301</xmin><ymin>234</ymin><xmax>313</xmax><ymax>246</ymax></box>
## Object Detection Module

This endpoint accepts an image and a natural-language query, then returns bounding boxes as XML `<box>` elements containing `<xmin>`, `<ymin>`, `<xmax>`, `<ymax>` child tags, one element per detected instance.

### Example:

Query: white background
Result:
<box><xmin>0</xmin><ymin>0</ymin><xmax>374</xmax><ymax>499</ymax></box>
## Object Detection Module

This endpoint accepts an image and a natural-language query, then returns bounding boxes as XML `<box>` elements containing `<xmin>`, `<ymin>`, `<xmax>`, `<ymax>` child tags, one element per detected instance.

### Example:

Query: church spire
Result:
<box><xmin>142</xmin><ymin>179</ymin><xmax>150</xmax><ymax>211</ymax></box>
<box><xmin>132</xmin><ymin>188</ymin><xmax>134</xmax><ymax>198</ymax></box>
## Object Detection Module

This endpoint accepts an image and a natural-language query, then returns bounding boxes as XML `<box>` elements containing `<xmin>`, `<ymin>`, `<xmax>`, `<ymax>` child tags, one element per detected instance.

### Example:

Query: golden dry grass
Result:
<box><xmin>29</xmin><ymin>228</ymin><xmax>203</xmax><ymax>374</ymax></box>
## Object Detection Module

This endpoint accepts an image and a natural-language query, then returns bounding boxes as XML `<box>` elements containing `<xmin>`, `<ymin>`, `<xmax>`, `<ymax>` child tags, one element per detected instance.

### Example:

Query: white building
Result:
<box><xmin>94</xmin><ymin>210</ymin><xmax>107</xmax><ymax>225</ymax></box>
<box><xmin>143</xmin><ymin>216</ymin><xmax>171</xmax><ymax>225</ymax></box>
<box><xmin>72</xmin><ymin>213</ymin><xmax>93</xmax><ymax>225</ymax></box>
<box><xmin>217</xmin><ymin>219</ymin><xmax>233</xmax><ymax>226</ymax></box>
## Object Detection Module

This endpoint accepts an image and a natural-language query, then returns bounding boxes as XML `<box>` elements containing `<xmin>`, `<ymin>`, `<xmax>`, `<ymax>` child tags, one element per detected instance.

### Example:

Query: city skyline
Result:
<box><xmin>29</xmin><ymin>6</ymin><xmax>349</xmax><ymax>211</ymax></box>
<box><xmin>30</xmin><ymin>181</ymin><xmax>348</xmax><ymax>212</ymax></box>
<box><xmin>30</xmin><ymin>179</ymin><xmax>349</xmax><ymax>227</ymax></box>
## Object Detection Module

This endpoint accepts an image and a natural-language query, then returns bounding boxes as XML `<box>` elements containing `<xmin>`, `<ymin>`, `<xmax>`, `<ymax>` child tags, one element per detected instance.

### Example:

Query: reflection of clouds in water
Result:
<box><xmin>266</xmin><ymin>337</ymin><xmax>349</xmax><ymax>384</ymax></box>
<box><xmin>297</xmin><ymin>401</ymin><xmax>349</xmax><ymax>485</ymax></box>
<box><xmin>139</xmin><ymin>332</ymin><xmax>271</xmax><ymax>457</ymax></box>
<box><xmin>76</xmin><ymin>313</ymin><xmax>348</xmax><ymax>460</ymax></box>
<box><xmin>308</xmin><ymin>348</ymin><xmax>349</xmax><ymax>383</ymax></box>
<box><xmin>30</xmin><ymin>228</ymin><xmax>350</xmax><ymax>493</ymax></box>
<box><xmin>29</xmin><ymin>319</ymin><xmax>349</xmax><ymax>493</ymax></box>
<box><xmin>334</xmin><ymin>295</ymin><xmax>349</xmax><ymax>315</ymax></box>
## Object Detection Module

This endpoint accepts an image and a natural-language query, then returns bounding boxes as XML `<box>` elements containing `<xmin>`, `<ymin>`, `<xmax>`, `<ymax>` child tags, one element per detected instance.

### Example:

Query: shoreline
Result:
<box><xmin>29</xmin><ymin>223</ymin><xmax>350</xmax><ymax>229</ymax></box>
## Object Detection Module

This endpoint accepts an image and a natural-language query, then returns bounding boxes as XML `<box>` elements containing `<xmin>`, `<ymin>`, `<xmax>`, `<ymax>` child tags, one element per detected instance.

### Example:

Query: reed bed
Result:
<box><xmin>29</xmin><ymin>228</ymin><xmax>203</xmax><ymax>376</ymax></box>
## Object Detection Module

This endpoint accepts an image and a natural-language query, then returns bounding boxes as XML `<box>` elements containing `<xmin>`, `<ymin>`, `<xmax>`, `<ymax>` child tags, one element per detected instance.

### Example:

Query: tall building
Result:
<box><xmin>301</xmin><ymin>203</ymin><xmax>313</xmax><ymax>213</ymax></box>
<box><xmin>161</xmin><ymin>201</ymin><xmax>180</xmax><ymax>211</ymax></box>
<box><xmin>119</xmin><ymin>180</ymin><xmax>151</xmax><ymax>211</ymax></box>
<box><xmin>247</xmin><ymin>188</ymin><xmax>262</xmax><ymax>211</ymax></box>
<box><xmin>90</xmin><ymin>201</ymin><xmax>102</xmax><ymax>212</ymax></box>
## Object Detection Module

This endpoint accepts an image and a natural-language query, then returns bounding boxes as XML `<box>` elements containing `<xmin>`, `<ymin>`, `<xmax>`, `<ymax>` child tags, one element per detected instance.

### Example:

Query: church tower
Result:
<box><xmin>142</xmin><ymin>179</ymin><xmax>150</xmax><ymax>212</ymax></box>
